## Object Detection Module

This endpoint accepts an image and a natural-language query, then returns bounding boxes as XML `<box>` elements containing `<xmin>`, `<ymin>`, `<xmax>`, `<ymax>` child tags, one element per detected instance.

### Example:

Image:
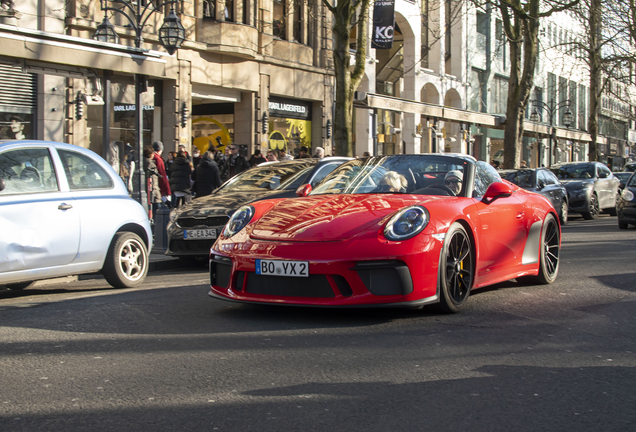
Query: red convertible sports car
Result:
<box><xmin>209</xmin><ymin>154</ymin><xmax>561</xmax><ymax>313</ymax></box>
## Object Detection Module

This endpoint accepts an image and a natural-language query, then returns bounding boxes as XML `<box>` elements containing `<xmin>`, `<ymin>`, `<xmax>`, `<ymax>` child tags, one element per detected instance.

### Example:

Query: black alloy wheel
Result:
<box><xmin>436</xmin><ymin>223</ymin><xmax>474</xmax><ymax>313</ymax></box>
<box><xmin>582</xmin><ymin>194</ymin><xmax>600</xmax><ymax>220</ymax></box>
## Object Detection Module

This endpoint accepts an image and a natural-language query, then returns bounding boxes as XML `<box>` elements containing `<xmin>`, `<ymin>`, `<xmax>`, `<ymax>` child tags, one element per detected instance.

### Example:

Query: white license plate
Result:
<box><xmin>184</xmin><ymin>229</ymin><xmax>216</xmax><ymax>240</ymax></box>
<box><xmin>255</xmin><ymin>259</ymin><xmax>309</xmax><ymax>277</ymax></box>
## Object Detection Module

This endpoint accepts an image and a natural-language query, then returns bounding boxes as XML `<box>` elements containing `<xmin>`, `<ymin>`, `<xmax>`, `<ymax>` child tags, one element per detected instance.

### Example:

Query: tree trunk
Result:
<box><xmin>327</xmin><ymin>0</ymin><xmax>370</xmax><ymax>157</ymax></box>
<box><xmin>587</xmin><ymin>0</ymin><xmax>601</xmax><ymax>162</ymax></box>
<box><xmin>500</xmin><ymin>0</ymin><xmax>539</xmax><ymax>169</ymax></box>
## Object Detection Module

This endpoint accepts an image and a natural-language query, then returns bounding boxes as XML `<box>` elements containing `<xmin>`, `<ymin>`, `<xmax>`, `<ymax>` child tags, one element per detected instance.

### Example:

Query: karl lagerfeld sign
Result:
<box><xmin>372</xmin><ymin>0</ymin><xmax>395</xmax><ymax>49</ymax></box>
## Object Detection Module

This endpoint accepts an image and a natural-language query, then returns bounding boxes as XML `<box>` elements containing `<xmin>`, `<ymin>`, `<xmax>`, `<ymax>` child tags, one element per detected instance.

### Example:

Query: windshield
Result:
<box><xmin>311</xmin><ymin>155</ymin><xmax>470</xmax><ymax>196</ymax></box>
<box><xmin>501</xmin><ymin>170</ymin><xmax>535</xmax><ymax>188</ymax></box>
<box><xmin>550</xmin><ymin>164</ymin><xmax>595</xmax><ymax>180</ymax></box>
<box><xmin>215</xmin><ymin>161</ymin><xmax>314</xmax><ymax>194</ymax></box>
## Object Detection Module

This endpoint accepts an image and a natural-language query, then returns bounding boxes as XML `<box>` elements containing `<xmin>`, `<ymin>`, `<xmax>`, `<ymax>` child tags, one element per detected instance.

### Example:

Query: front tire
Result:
<box><xmin>582</xmin><ymin>194</ymin><xmax>599</xmax><ymax>220</ymax></box>
<box><xmin>519</xmin><ymin>214</ymin><xmax>560</xmax><ymax>285</ymax></box>
<box><xmin>436</xmin><ymin>223</ymin><xmax>474</xmax><ymax>313</ymax></box>
<box><xmin>605</xmin><ymin>195</ymin><xmax>619</xmax><ymax>216</ymax></box>
<box><xmin>102</xmin><ymin>232</ymin><xmax>149</xmax><ymax>288</ymax></box>
<box><xmin>618</xmin><ymin>219</ymin><xmax>628</xmax><ymax>229</ymax></box>
<box><xmin>559</xmin><ymin>200</ymin><xmax>568</xmax><ymax>225</ymax></box>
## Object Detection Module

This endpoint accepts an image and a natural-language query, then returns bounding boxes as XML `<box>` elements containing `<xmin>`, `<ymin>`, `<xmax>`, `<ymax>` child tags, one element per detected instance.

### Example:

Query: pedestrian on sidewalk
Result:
<box><xmin>192</xmin><ymin>151</ymin><xmax>222</xmax><ymax>198</ymax></box>
<box><xmin>169</xmin><ymin>150</ymin><xmax>193</xmax><ymax>208</ymax></box>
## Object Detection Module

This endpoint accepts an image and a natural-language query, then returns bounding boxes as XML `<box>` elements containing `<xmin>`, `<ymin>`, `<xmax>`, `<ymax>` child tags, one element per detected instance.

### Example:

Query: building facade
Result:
<box><xmin>0</xmin><ymin>0</ymin><xmax>335</xmax><ymax>162</ymax></box>
<box><xmin>0</xmin><ymin>0</ymin><xmax>634</xmax><ymax>167</ymax></box>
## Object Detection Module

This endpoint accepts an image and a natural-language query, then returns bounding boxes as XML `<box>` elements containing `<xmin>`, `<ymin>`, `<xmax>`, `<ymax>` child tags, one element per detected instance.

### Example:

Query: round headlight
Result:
<box><xmin>384</xmin><ymin>206</ymin><xmax>429</xmax><ymax>241</ymax></box>
<box><xmin>622</xmin><ymin>189</ymin><xmax>635</xmax><ymax>202</ymax></box>
<box><xmin>223</xmin><ymin>205</ymin><xmax>255</xmax><ymax>237</ymax></box>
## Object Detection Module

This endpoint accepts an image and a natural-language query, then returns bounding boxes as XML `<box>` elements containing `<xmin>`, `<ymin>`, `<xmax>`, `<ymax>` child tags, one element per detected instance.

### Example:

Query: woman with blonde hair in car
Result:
<box><xmin>376</xmin><ymin>171</ymin><xmax>408</xmax><ymax>193</ymax></box>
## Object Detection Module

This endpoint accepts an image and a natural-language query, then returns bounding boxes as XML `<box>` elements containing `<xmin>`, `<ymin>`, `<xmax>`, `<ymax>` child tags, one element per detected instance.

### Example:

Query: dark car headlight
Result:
<box><xmin>384</xmin><ymin>206</ymin><xmax>429</xmax><ymax>241</ymax></box>
<box><xmin>222</xmin><ymin>205</ymin><xmax>255</xmax><ymax>238</ymax></box>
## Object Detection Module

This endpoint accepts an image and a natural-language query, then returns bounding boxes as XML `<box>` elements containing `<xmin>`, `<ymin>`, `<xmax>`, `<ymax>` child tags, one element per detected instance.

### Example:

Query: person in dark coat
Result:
<box><xmin>169</xmin><ymin>150</ymin><xmax>193</xmax><ymax>208</ymax></box>
<box><xmin>221</xmin><ymin>144</ymin><xmax>250</xmax><ymax>180</ymax></box>
<box><xmin>248</xmin><ymin>149</ymin><xmax>267</xmax><ymax>167</ymax></box>
<box><xmin>192</xmin><ymin>151</ymin><xmax>222</xmax><ymax>198</ymax></box>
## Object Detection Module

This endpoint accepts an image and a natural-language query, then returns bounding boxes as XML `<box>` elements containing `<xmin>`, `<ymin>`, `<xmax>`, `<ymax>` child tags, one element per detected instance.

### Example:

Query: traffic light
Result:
<box><xmin>75</xmin><ymin>92</ymin><xmax>84</xmax><ymax>120</ymax></box>
<box><xmin>180</xmin><ymin>102</ymin><xmax>188</xmax><ymax>128</ymax></box>
<box><xmin>262</xmin><ymin>113</ymin><xmax>268</xmax><ymax>135</ymax></box>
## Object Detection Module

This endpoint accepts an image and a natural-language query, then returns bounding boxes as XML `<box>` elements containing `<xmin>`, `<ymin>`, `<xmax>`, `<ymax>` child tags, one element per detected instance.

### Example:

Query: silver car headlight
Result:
<box><xmin>223</xmin><ymin>205</ymin><xmax>255</xmax><ymax>238</ymax></box>
<box><xmin>622</xmin><ymin>189</ymin><xmax>635</xmax><ymax>202</ymax></box>
<box><xmin>384</xmin><ymin>205</ymin><xmax>429</xmax><ymax>241</ymax></box>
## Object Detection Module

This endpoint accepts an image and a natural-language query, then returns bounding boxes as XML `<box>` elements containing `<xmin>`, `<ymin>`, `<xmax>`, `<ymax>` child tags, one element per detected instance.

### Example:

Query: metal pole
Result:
<box><xmin>372</xmin><ymin>110</ymin><xmax>378</xmax><ymax>156</ymax></box>
<box><xmin>135</xmin><ymin>74</ymin><xmax>148</xmax><ymax>211</ymax></box>
<box><xmin>102</xmin><ymin>70</ymin><xmax>111</xmax><ymax>161</ymax></box>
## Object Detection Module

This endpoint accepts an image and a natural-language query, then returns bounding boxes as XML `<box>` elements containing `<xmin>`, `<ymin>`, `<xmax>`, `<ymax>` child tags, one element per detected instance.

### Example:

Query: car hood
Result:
<box><xmin>250</xmin><ymin>194</ymin><xmax>438</xmax><ymax>242</ymax></box>
<box><xmin>177</xmin><ymin>190</ymin><xmax>291</xmax><ymax>217</ymax></box>
<box><xmin>560</xmin><ymin>179</ymin><xmax>595</xmax><ymax>189</ymax></box>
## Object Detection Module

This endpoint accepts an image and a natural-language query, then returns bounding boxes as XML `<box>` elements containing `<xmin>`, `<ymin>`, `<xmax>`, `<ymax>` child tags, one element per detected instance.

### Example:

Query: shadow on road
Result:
<box><xmin>1</xmin><ymin>364</ymin><xmax>635</xmax><ymax>432</ymax></box>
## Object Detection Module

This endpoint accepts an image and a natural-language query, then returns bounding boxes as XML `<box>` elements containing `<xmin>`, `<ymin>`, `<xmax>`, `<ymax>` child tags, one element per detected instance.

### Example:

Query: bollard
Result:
<box><xmin>154</xmin><ymin>203</ymin><xmax>171</xmax><ymax>251</ymax></box>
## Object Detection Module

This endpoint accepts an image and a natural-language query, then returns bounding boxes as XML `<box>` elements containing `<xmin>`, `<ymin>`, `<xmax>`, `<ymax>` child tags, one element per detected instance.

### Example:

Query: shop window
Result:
<box><xmin>0</xmin><ymin>113</ymin><xmax>34</xmax><ymax>140</ymax></box>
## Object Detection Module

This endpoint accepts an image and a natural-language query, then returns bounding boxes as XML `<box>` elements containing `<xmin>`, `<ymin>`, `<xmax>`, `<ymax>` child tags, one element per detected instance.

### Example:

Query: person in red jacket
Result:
<box><xmin>152</xmin><ymin>141</ymin><xmax>171</xmax><ymax>205</ymax></box>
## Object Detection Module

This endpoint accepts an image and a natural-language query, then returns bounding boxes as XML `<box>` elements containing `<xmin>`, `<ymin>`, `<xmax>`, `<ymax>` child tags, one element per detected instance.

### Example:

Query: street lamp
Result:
<box><xmin>529</xmin><ymin>99</ymin><xmax>573</xmax><ymax>167</ymax></box>
<box><xmin>93</xmin><ymin>0</ymin><xmax>185</xmax><ymax>210</ymax></box>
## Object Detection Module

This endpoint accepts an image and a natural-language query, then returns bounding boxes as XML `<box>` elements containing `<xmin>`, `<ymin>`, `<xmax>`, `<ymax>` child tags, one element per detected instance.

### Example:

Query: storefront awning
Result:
<box><xmin>365</xmin><ymin>94</ymin><xmax>443</xmax><ymax>117</ymax></box>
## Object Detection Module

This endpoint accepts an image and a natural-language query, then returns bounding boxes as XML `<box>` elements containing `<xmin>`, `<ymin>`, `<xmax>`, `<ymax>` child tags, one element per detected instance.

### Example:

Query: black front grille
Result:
<box><xmin>353</xmin><ymin>260</ymin><xmax>413</xmax><ymax>296</ymax></box>
<box><xmin>245</xmin><ymin>273</ymin><xmax>335</xmax><ymax>298</ymax></box>
<box><xmin>177</xmin><ymin>216</ymin><xmax>229</xmax><ymax>228</ymax></box>
<box><xmin>170</xmin><ymin>239</ymin><xmax>215</xmax><ymax>253</ymax></box>
<box><xmin>210</xmin><ymin>256</ymin><xmax>232</xmax><ymax>288</ymax></box>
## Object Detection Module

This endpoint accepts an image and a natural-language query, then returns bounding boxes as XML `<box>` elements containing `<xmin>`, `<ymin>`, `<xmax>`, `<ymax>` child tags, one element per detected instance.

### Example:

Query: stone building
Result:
<box><xmin>0</xmin><ymin>0</ymin><xmax>335</xmax><ymax>161</ymax></box>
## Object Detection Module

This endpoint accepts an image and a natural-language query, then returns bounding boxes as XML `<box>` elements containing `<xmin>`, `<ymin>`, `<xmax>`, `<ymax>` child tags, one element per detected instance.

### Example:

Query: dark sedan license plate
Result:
<box><xmin>255</xmin><ymin>259</ymin><xmax>309</xmax><ymax>277</ymax></box>
<box><xmin>184</xmin><ymin>229</ymin><xmax>216</xmax><ymax>240</ymax></box>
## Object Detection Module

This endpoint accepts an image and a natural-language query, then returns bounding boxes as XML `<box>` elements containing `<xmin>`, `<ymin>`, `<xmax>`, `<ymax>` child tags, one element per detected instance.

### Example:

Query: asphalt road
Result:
<box><xmin>1</xmin><ymin>214</ymin><xmax>635</xmax><ymax>432</ymax></box>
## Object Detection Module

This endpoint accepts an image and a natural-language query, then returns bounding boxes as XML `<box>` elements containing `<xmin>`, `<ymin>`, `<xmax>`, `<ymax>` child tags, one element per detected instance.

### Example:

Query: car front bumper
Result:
<box><xmin>208</xmin><ymin>233</ymin><xmax>444</xmax><ymax>307</ymax></box>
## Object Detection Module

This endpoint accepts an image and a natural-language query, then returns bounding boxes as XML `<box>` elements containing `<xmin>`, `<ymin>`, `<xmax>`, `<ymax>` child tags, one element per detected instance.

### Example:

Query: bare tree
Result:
<box><xmin>322</xmin><ymin>0</ymin><xmax>371</xmax><ymax>157</ymax></box>
<box><xmin>566</xmin><ymin>0</ymin><xmax>635</xmax><ymax>161</ymax></box>
<box><xmin>479</xmin><ymin>0</ymin><xmax>579</xmax><ymax>169</ymax></box>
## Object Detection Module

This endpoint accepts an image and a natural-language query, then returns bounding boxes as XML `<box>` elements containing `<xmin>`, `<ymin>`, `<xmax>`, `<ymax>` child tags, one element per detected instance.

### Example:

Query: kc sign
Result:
<box><xmin>372</xmin><ymin>0</ymin><xmax>395</xmax><ymax>49</ymax></box>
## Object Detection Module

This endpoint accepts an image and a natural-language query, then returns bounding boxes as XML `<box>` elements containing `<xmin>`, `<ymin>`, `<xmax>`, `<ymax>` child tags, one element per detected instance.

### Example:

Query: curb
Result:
<box><xmin>148</xmin><ymin>257</ymin><xmax>184</xmax><ymax>273</ymax></box>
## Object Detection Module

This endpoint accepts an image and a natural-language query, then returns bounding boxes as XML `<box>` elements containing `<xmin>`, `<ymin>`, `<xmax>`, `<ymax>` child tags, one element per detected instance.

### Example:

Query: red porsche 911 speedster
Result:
<box><xmin>208</xmin><ymin>154</ymin><xmax>561</xmax><ymax>313</ymax></box>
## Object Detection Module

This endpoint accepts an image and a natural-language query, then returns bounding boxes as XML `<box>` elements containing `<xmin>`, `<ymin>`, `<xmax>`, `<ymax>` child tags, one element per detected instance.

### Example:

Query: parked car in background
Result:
<box><xmin>209</xmin><ymin>155</ymin><xmax>562</xmax><ymax>313</ymax></box>
<box><xmin>617</xmin><ymin>172</ymin><xmax>636</xmax><ymax>229</ymax></box>
<box><xmin>625</xmin><ymin>162</ymin><xmax>636</xmax><ymax>172</ymax></box>
<box><xmin>614</xmin><ymin>172</ymin><xmax>633</xmax><ymax>190</ymax></box>
<box><xmin>501</xmin><ymin>168</ymin><xmax>568</xmax><ymax>225</ymax></box>
<box><xmin>0</xmin><ymin>140</ymin><xmax>152</xmax><ymax>290</ymax></box>
<box><xmin>166</xmin><ymin>157</ymin><xmax>351</xmax><ymax>263</ymax></box>
<box><xmin>550</xmin><ymin>162</ymin><xmax>620</xmax><ymax>220</ymax></box>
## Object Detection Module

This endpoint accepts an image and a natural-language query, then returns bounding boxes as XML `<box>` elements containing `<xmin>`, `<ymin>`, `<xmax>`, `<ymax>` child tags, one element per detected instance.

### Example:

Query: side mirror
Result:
<box><xmin>483</xmin><ymin>182</ymin><xmax>513</xmax><ymax>202</ymax></box>
<box><xmin>537</xmin><ymin>180</ymin><xmax>545</xmax><ymax>190</ymax></box>
<box><xmin>0</xmin><ymin>178</ymin><xmax>4</xmax><ymax>192</ymax></box>
<box><xmin>598</xmin><ymin>171</ymin><xmax>608</xmax><ymax>179</ymax></box>
<box><xmin>296</xmin><ymin>183</ymin><xmax>312</xmax><ymax>197</ymax></box>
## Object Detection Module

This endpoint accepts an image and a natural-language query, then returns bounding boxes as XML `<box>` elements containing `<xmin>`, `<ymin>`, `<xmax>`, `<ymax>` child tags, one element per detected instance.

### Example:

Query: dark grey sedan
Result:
<box><xmin>550</xmin><ymin>162</ymin><xmax>620</xmax><ymax>220</ymax></box>
<box><xmin>166</xmin><ymin>157</ymin><xmax>351</xmax><ymax>262</ymax></box>
<box><xmin>501</xmin><ymin>168</ymin><xmax>568</xmax><ymax>225</ymax></box>
<box><xmin>618</xmin><ymin>172</ymin><xmax>636</xmax><ymax>229</ymax></box>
